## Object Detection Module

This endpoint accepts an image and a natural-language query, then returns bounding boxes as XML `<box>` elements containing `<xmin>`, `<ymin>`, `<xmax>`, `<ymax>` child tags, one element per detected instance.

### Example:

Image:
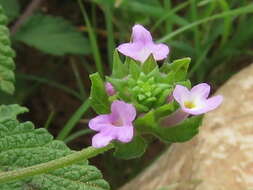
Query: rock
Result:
<box><xmin>120</xmin><ymin>64</ymin><xmax>253</xmax><ymax>190</ymax></box>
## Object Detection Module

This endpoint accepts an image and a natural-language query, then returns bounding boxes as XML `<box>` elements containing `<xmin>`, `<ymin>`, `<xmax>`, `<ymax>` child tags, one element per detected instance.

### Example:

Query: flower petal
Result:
<box><xmin>89</xmin><ymin>115</ymin><xmax>111</xmax><ymax>131</ymax></box>
<box><xmin>191</xmin><ymin>83</ymin><xmax>210</xmax><ymax>99</ymax></box>
<box><xmin>181</xmin><ymin>107</ymin><xmax>207</xmax><ymax>115</ymax></box>
<box><xmin>111</xmin><ymin>100</ymin><xmax>136</xmax><ymax>124</ymax></box>
<box><xmin>117</xmin><ymin>43</ymin><xmax>142</xmax><ymax>57</ymax></box>
<box><xmin>173</xmin><ymin>85</ymin><xmax>191</xmax><ymax>105</ymax></box>
<box><xmin>149</xmin><ymin>43</ymin><xmax>169</xmax><ymax>61</ymax></box>
<box><xmin>116</xmin><ymin>125</ymin><xmax>134</xmax><ymax>143</ymax></box>
<box><xmin>205</xmin><ymin>95</ymin><xmax>223</xmax><ymax>111</ymax></box>
<box><xmin>132</xmin><ymin>24</ymin><xmax>152</xmax><ymax>44</ymax></box>
<box><xmin>92</xmin><ymin>133</ymin><xmax>113</xmax><ymax>148</ymax></box>
<box><xmin>182</xmin><ymin>95</ymin><xmax>223</xmax><ymax>115</ymax></box>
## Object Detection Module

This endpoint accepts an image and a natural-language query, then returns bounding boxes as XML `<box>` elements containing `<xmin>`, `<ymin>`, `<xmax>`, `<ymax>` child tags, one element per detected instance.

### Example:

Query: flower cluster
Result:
<box><xmin>89</xmin><ymin>24</ymin><xmax>223</xmax><ymax>148</ymax></box>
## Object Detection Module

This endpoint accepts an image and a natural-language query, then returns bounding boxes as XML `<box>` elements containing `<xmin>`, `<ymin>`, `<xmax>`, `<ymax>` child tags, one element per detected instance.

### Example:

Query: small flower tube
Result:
<box><xmin>161</xmin><ymin>109</ymin><xmax>190</xmax><ymax>127</ymax></box>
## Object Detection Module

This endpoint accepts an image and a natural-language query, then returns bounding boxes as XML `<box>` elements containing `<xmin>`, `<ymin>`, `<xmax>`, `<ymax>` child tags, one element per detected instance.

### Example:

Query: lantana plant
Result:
<box><xmin>89</xmin><ymin>24</ymin><xmax>222</xmax><ymax>159</ymax></box>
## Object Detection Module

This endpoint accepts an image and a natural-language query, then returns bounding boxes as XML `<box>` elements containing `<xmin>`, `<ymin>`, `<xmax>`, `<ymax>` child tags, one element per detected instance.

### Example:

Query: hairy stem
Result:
<box><xmin>0</xmin><ymin>144</ymin><xmax>114</xmax><ymax>184</ymax></box>
<box><xmin>11</xmin><ymin>0</ymin><xmax>45</xmax><ymax>35</ymax></box>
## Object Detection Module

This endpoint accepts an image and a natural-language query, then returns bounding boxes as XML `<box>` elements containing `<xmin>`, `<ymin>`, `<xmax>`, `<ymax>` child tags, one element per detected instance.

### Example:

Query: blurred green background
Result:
<box><xmin>1</xmin><ymin>0</ymin><xmax>253</xmax><ymax>189</ymax></box>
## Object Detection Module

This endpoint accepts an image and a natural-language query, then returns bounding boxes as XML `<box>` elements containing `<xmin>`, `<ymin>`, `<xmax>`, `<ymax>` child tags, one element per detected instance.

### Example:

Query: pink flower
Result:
<box><xmin>89</xmin><ymin>100</ymin><xmax>136</xmax><ymax>148</ymax></box>
<box><xmin>173</xmin><ymin>83</ymin><xmax>223</xmax><ymax>115</ymax></box>
<box><xmin>117</xmin><ymin>24</ymin><xmax>169</xmax><ymax>63</ymax></box>
<box><xmin>105</xmin><ymin>82</ymin><xmax>116</xmax><ymax>96</ymax></box>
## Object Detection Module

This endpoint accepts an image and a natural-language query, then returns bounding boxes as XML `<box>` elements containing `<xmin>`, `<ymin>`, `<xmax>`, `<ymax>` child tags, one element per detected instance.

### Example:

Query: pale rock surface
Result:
<box><xmin>120</xmin><ymin>64</ymin><xmax>253</xmax><ymax>190</ymax></box>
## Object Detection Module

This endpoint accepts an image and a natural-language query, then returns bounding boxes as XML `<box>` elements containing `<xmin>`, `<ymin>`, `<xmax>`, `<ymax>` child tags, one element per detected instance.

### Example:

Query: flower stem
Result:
<box><xmin>0</xmin><ymin>144</ymin><xmax>114</xmax><ymax>185</ymax></box>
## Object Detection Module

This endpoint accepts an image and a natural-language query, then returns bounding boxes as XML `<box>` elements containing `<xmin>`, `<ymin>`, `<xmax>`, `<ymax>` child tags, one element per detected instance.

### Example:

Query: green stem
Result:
<box><xmin>189</xmin><ymin>44</ymin><xmax>212</xmax><ymax>78</ymax></box>
<box><xmin>190</xmin><ymin>0</ymin><xmax>200</xmax><ymax>54</ymax></box>
<box><xmin>217</xmin><ymin>0</ymin><xmax>231</xmax><ymax>46</ymax></box>
<box><xmin>57</xmin><ymin>99</ymin><xmax>91</xmax><ymax>140</ymax></box>
<box><xmin>151</xmin><ymin>2</ymin><xmax>189</xmax><ymax>32</ymax></box>
<box><xmin>163</xmin><ymin>0</ymin><xmax>172</xmax><ymax>33</ymax></box>
<box><xmin>64</xmin><ymin>129</ymin><xmax>93</xmax><ymax>144</ymax></box>
<box><xmin>104</xmin><ymin>4</ymin><xmax>115</xmax><ymax>68</ymax></box>
<box><xmin>0</xmin><ymin>144</ymin><xmax>114</xmax><ymax>185</ymax></box>
<box><xmin>43</xmin><ymin>110</ymin><xmax>55</xmax><ymax>129</ymax></box>
<box><xmin>70</xmin><ymin>58</ymin><xmax>86</xmax><ymax>99</ymax></box>
<box><xmin>158</xmin><ymin>4</ymin><xmax>253</xmax><ymax>42</ymax></box>
<box><xmin>78</xmin><ymin>0</ymin><xmax>104</xmax><ymax>77</ymax></box>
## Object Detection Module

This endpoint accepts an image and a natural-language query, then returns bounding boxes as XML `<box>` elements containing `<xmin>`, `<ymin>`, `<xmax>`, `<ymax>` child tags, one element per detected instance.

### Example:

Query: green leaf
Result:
<box><xmin>114</xmin><ymin>136</ymin><xmax>147</xmax><ymax>159</ymax></box>
<box><xmin>0</xmin><ymin>6</ymin><xmax>15</xmax><ymax>94</ymax></box>
<box><xmin>0</xmin><ymin>105</ymin><xmax>110</xmax><ymax>190</ymax></box>
<box><xmin>176</xmin><ymin>80</ymin><xmax>191</xmax><ymax>89</ymax></box>
<box><xmin>0</xmin><ymin>104</ymin><xmax>28</xmax><ymax>123</ymax></box>
<box><xmin>155</xmin><ymin>88</ymin><xmax>172</xmax><ymax>107</ymax></box>
<box><xmin>112</xmin><ymin>50</ymin><xmax>128</xmax><ymax>78</ymax></box>
<box><xmin>90</xmin><ymin>73</ymin><xmax>110</xmax><ymax>114</ymax></box>
<box><xmin>156</xmin><ymin>116</ymin><xmax>203</xmax><ymax>143</ymax></box>
<box><xmin>161</xmin><ymin>57</ymin><xmax>191</xmax><ymax>81</ymax></box>
<box><xmin>13</xmin><ymin>14</ymin><xmax>91</xmax><ymax>56</ymax></box>
<box><xmin>154</xmin><ymin>102</ymin><xmax>176</xmax><ymax>118</ymax></box>
<box><xmin>135</xmin><ymin>109</ymin><xmax>203</xmax><ymax>143</ymax></box>
<box><xmin>142</xmin><ymin>55</ymin><xmax>158</xmax><ymax>74</ymax></box>
<box><xmin>129</xmin><ymin>61</ymin><xmax>141</xmax><ymax>80</ymax></box>
<box><xmin>0</xmin><ymin>0</ymin><xmax>20</xmax><ymax>23</ymax></box>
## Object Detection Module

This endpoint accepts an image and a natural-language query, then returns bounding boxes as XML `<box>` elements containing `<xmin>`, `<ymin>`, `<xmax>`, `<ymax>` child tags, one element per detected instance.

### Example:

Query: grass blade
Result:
<box><xmin>78</xmin><ymin>0</ymin><xmax>104</xmax><ymax>77</ymax></box>
<box><xmin>158</xmin><ymin>4</ymin><xmax>253</xmax><ymax>42</ymax></box>
<box><xmin>57</xmin><ymin>99</ymin><xmax>91</xmax><ymax>140</ymax></box>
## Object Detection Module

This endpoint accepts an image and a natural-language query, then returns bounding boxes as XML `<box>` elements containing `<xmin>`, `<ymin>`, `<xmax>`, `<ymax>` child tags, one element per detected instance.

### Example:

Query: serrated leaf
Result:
<box><xmin>0</xmin><ymin>104</ymin><xmax>110</xmax><ymax>190</ymax></box>
<box><xmin>13</xmin><ymin>14</ymin><xmax>91</xmax><ymax>56</ymax></box>
<box><xmin>90</xmin><ymin>73</ymin><xmax>110</xmax><ymax>114</ymax></box>
<box><xmin>0</xmin><ymin>6</ymin><xmax>16</xmax><ymax>94</ymax></box>
<box><xmin>142</xmin><ymin>55</ymin><xmax>157</xmax><ymax>74</ymax></box>
<box><xmin>114</xmin><ymin>136</ymin><xmax>147</xmax><ymax>159</ymax></box>
<box><xmin>0</xmin><ymin>104</ymin><xmax>28</xmax><ymax>123</ymax></box>
<box><xmin>112</xmin><ymin>50</ymin><xmax>128</xmax><ymax>78</ymax></box>
<box><xmin>0</xmin><ymin>0</ymin><xmax>20</xmax><ymax>23</ymax></box>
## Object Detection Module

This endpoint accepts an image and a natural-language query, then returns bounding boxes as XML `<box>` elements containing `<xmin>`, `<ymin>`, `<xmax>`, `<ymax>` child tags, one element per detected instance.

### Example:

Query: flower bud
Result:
<box><xmin>105</xmin><ymin>82</ymin><xmax>116</xmax><ymax>96</ymax></box>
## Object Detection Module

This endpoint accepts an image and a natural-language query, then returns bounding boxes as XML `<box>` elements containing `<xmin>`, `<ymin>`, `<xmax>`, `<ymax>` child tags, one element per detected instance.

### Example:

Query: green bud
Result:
<box><xmin>137</xmin><ymin>94</ymin><xmax>146</xmax><ymax>101</ymax></box>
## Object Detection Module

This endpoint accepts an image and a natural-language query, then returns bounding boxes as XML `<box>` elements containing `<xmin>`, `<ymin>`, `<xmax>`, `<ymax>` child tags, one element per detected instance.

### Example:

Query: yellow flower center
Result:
<box><xmin>184</xmin><ymin>101</ymin><xmax>196</xmax><ymax>109</ymax></box>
